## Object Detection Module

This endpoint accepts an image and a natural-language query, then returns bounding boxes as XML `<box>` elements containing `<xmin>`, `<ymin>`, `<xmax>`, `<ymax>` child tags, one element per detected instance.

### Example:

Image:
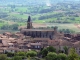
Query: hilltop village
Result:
<box><xmin>0</xmin><ymin>16</ymin><xmax>80</xmax><ymax>55</ymax></box>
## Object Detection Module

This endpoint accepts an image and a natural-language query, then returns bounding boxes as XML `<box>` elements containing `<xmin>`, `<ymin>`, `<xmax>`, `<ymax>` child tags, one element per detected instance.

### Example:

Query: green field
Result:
<box><xmin>46</xmin><ymin>23</ymin><xmax>80</xmax><ymax>32</ymax></box>
<box><xmin>0</xmin><ymin>3</ymin><xmax>80</xmax><ymax>33</ymax></box>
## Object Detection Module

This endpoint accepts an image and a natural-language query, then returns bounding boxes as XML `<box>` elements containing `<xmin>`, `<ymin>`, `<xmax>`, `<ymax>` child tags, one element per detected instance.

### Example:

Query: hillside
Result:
<box><xmin>0</xmin><ymin>0</ymin><xmax>80</xmax><ymax>5</ymax></box>
<box><xmin>0</xmin><ymin>1</ymin><xmax>80</xmax><ymax>32</ymax></box>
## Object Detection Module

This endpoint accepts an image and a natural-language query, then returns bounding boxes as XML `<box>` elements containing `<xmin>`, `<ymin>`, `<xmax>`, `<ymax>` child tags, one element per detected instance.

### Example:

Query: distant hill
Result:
<box><xmin>0</xmin><ymin>0</ymin><xmax>80</xmax><ymax>5</ymax></box>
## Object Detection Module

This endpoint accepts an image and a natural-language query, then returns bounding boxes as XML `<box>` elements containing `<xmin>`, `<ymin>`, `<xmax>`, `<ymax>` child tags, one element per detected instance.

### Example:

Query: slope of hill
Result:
<box><xmin>0</xmin><ymin>0</ymin><xmax>80</xmax><ymax>5</ymax></box>
<box><xmin>0</xmin><ymin>1</ymin><xmax>80</xmax><ymax>32</ymax></box>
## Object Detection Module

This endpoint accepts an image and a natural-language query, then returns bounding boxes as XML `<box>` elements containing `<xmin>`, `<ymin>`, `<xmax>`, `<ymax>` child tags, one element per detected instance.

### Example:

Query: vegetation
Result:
<box><xmin>40</xmin><ymin>46</ymin><xmax>56</xmax><ymax>57</ymax></box>
<box><xmin>68</xmin><ymin>48</ymin><xmax>79</xmax><ymax>60</ymax></box>
<box><xmin>0</xmin><ymin>1</ymin><xmax>80</xmax><ymax>32</ymax></box>
<box><xmin>0</xmin><ymin>54</ymin><xmax>7</xmax><ymax>60</ymax></box>
<box><xmin>26</xmin><ymin>50</ymin><xmax>37</xmax><ymax>57</ymax></box>
<box><xmin>0</xmin><ymin>47</ymin><xmax>79</xmax><ymax>60</ymax></box>
<box><xmin>46</xmin><ymin>52</ymin><xmax>57</xmax><ymax>60</ymax></box>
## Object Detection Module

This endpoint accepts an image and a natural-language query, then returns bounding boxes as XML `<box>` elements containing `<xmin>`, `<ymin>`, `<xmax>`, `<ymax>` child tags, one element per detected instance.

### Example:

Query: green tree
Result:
<box><xmin>7</xmin><ymin>58</ymin><xmax>12</xmax><ymax>60</ymax></box>
<box><xmin>41</xmin><ymin>48</ymin><xmax>48</xmax><ymax>57</ymax></box>
<box><xmin>0</xmin><ymin>54</ymin><xmax>7</xmax><ymax>60</ymax></box>
<box><xmin>46</xmin><ymin>52</ymin><xmax>57</xmax><ymax>60</ymax></box>
<box><xmin>63</xmin><ymin>46</ymin><xmax>69</xmax><ymax>54</ymax></box>
<box><xmin>57</xmin><ymin>53</ymin><xmax>67</xmax><ymax>60</ymax></box>
<box><xmin>41</xmin><ymin>46</ymin><xmax>56</xmax><ymax>57</ymax></box>
<box><xmin>15</xmin><ymin>52</ymin><xmax>26</xmax><ymax>59</ymax></box>
<box><xmin>11</xmin><ymin>24</ymin><xmax>19</xmax><ymax>30</ymax></box>
<box><xmin>7</xmin><ymin>52</ymin><xmax>14</xmax><ymax>57</ymax></box>
<box><xmin>47</xmin><ymin>46</ymin><xmax>56</xmax><ymax>52</ymax></box>
<box><xmin>68</xmin><ymin>48</ymin><xmax>79</xmax><ymax>60</ymax></box>
<box><xmin>12</xmin><ymin>56</ymin><xmax>22</xmax><ymax>60</ymax></box>
<box><xmin>26</xmin><ymin>50</ymin><xmax>37</xmax><ymax>57</ymax></box>
<box><xmin>16</xmin><ymin>51</ymin><xmax>26</xmax><ymax>56</ymax></box>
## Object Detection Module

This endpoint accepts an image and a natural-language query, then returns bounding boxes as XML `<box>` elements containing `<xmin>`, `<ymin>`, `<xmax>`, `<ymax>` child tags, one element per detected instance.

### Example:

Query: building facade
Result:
<box><xmin>20</xmin><ymin>16</ymin><xmax>59</xmax><ymax>40</ymax></box>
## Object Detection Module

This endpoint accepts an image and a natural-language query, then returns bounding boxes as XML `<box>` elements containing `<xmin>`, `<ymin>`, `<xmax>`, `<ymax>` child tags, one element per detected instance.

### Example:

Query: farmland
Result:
<box><xmin>32</xmin><ymin>23</ymin><xmax>80</xmax><ymax>33</ymax></box>
<box><xmin>0</xmin><ymin>1</ymin><xmax>80</xmax><ymax>33</ymax></box>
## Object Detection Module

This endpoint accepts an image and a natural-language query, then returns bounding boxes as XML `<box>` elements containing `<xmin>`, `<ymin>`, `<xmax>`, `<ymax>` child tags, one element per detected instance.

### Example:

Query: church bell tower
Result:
<box><xmin>27</xmin><ymin>16</ymin><xmax>32</xmax><ymax>29</ymax></box>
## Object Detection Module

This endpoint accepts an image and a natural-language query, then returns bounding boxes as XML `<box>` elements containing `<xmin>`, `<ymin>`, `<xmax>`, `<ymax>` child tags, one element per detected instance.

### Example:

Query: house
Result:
<box><xmin>48</xmin><ymin>39</ymin><xmax>73</xmax><ymax>52</ymax></box>
<box><xmin>30</xmin><ymin>43</ymin><xmax>42</xmax><ymax>50</ymax></box>
<box><xmin>73</xmin><ymin>41</ymin><xmax>80</xmax><ymax>55</ymax></box>
<box><xmin>33</xmin><ymin>38</ymin><xmax>49</xmax><ymax>48</ymax></box>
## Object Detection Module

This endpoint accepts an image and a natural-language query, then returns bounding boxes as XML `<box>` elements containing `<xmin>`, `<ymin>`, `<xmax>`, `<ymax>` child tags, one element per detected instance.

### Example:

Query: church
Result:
<box><xmin>20</xmin><ymin>16</ymin><xmax>62</xmax><ymax>40</ymax></box>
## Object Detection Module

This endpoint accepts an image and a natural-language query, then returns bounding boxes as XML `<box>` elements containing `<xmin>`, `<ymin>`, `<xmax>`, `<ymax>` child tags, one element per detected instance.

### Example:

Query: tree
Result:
<box><xmin>0</xmin><ymin>54</ymin><xmax>7</xmax><ymax>60</ymax></box>
<box><xmin>47</xmin><ymin>46</ymin><xmax>56</xmax><ymax>52</ymax></box>
<box><xmin>68</xmin><ymin>48</ymin><xmax>79</xmax><ymax>60</ymax></box>
<box><xmin>10</xmin><ymin>5</ymin><xmax>16</xmax><ymax>8</ymax></box>
<box><xmin>11</xmin><ymin>24</ymin><xmax>19</xmax><ymax>30</ymax></box>
<box><xmin>16</xmin><ymin>51</ymin><xmax>26</xmax><ymax>56</ymax></box>
<box><xmin>41</xmin><ymin>48</ymin><xmax>48</xmax><ymax>57</ymax></box>
<box><xmin>12</xmin><ymin>56</ymin><xmax>22</xmax><ymax>60</ymax></box>
<box><xmin>26</xmin><ymin>50</ymin><xmax>37</xmax><ymax>57</ymax></box>
<box><xmin>41</xmin><ymin>46</ymin><xmax>56</xmax><ymax>57</ymax></box>
<box><xmin>7</xmin><ymin>52</ymin><xmax>14</xmax><ymax>57</ymax></box>
<box><xmin>15</xmin><ymin>52</ymin><xmax>26</xmax><ymax>59</ymax></box>
<box><xmin>6</xmin><ymin>58</ymin><xmax>12</xmax><ymax>60</ymax></box>
<box><xmin>1</xmin><ymin>24</ymin><xmax>9</xmax><ymax>30</ymax></box>
<box><xmin>46</xmin><ymin>52</ymin><xmax>57</xmax><ymax>60</ymax></box>
<box><xmin>63</xmin><ymin>46</ymin><xmax>69</xmax><ymax>54</ymax></box>
<box><xmin>57</xmin><ymin>53</ymin><xmax>67</xmax><ymax>60</ymax></box>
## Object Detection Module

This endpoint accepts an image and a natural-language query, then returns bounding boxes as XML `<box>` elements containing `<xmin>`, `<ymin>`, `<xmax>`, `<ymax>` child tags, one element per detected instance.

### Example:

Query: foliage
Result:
<box><xmin>16</xmin><ymin>51</ymin><xmax>26</xmax><ymax>56</ymax></box>
<box><xmin>15</xmin><ymin>51</ymin><xmax>26</xmax><ymax>59</ymax></box>
<box><xmin>26</xmin><ymin>50</ymin><xmax>37</xmax><ymax>57</ymax></box>
<box><xmin>59</xmin><ymin>29</ymin><xmax>75</xmax><ymax>33</ymax></box>
<box><xmin>68</xmin><ymin>48</ymin><xmax>79</xmax><ymax>60</ymax></box>
<box><xmin>1</xmin><ymin>24</ymin><xmax>19</xmax><ymax>30</ymax></box>
<box><xmin>7</xmin><ymin>52</ymin><xmax>14</xmax><ymax>57</ymax></box>
<box><xmin>41</xmin><ymin>46</ymin><xmax>56</xmax><ymax>57</ymax></box>
<box><xmin>57</xmin><ymin>53</ymin><xmax>67</xmax><ymax>60</ymax></box>
<box><xmin>47</xmin><ymin>46</ymin><xmax>56</xmax><ymax>52</ymax></box>
<box><xmin>12</xmin><ymin>56</ymin><xmax>22</xmax><ymax>60</ymax></box>
<box><xmin>46</xmin><ymin>52</ymin><xmax>57</xmax><ymax>60</ymax></box>
<box><xmin>0</xmin><ymin>12</ymin><xmax>8</xmax><ymax>18</ymax></box>
<box><xmin>0</xmin><ymin>54</ymin><xmax>7</xmax><ymax>60</ymax></box>
<box><xmin>11</xmin><ymin>24</ymin><xmax>19</xmax><ymax>30</ymax></box>
<box><xmin>63</xmin><ymin>46</ymin><xmax>69</xmax><ymax>54</ymax></box>
<box><xmin>41</xmin><ymin>48</ymin><xmax>48</xmax><ymax>57</ymax></box>
<box><xmin>7</xmin><ymin>58</ymin><xmax>13</xmax><ymax>60</ymax></box>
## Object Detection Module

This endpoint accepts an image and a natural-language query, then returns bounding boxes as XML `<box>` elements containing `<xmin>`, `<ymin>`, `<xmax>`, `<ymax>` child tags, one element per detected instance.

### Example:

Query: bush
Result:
<box><xmin>12</xmin><ymin>56</ymin><xmax>22</xmax><ymax>60</ymax></box>
<box><xmin>7</xmin><ymin>52</ymin><xmax>14</xmax><ymax>57</ymax></box>
<box><xmin>26</xmin><ymin>50</ymin><xmax>37</xmax><ymax>57</ymax></box>
<box><xmin>0</xmin><ymin>54</ymin><xmax>7</xmax><ymax>60</ymax></box>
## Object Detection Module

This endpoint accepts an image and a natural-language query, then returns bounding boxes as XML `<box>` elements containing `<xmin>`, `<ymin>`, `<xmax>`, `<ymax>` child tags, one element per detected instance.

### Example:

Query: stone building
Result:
<box><xmin>20</xmin><ymin>16</ymin><xmax>62</xmax><ymax>40</ymax></box>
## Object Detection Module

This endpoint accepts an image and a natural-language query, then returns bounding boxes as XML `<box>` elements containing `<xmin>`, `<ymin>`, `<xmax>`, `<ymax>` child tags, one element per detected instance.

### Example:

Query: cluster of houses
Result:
<box><xmin>0</xmin><ymin>32</ymin><xmax>80</xmax><ymax>55</ymax></box>
<box><xmin>0</xmin><ymin>16</ymin><xmax>80</xmax><ymax>55</ymax></box>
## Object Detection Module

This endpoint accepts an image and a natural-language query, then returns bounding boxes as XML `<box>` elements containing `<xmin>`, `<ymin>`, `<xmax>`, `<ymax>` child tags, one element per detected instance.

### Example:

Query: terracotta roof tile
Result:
<box><xmin>74</xmin><ymin>41</ymin><xmax>80</xmax><ymax>47</ymax></box>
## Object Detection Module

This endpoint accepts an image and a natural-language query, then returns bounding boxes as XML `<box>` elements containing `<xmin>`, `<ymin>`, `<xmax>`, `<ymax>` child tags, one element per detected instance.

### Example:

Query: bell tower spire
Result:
<box><xmin>27</xmin><ymin>16</ymin><xmax>32</xmax><ymax>29</ymax></box>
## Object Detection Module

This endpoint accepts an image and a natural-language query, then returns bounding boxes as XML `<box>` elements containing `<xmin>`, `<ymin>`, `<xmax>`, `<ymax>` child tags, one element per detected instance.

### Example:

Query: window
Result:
<box><xmin>79</xmin><ymin>51</ymin><xmax>80</xmax><ymax>53</ymax></box>
<box><xmin>38</xmin><ymin>46</ymin><xmax>40</xmax><ymax>48</ymax></box>
<box><xmin>79</xmin><ymin>48</ymin><xmax>80</xmax><ymax>50</ymax></box>
<box><xmin>35</xmin><ymin>46</ymin><xmax>37</xmax><ymax>48</ymax></box>
<box><xmin>0</xmin><ymin>40</ymin><xmax>2</xmax><ymax>43</ymax></box>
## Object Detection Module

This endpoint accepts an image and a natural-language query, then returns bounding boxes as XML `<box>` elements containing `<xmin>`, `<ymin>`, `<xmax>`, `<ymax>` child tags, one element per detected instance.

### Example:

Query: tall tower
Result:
<box><xmin>27</xmin><ymin>16</ymin><xmax>32</xmax><ymax>29</ymax></box>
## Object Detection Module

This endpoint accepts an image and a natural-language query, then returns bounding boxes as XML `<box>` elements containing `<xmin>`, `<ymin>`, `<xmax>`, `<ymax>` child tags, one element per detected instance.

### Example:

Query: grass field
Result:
<box><xmin>33</xmin><ymin>23</ymin><xmax>80</xmax><ymax>33</ymax></box>
<box><xmin>0</xmin><ymin>30</ymin><xmax>19</xmax><ymax>34</ymax></box>
<box><xmin>0</xmin><ymin>6</ymin><xmax>80</xmax><ymax>33</ymax></box>
<box><xmin>0</xmin><ymin>23</ymin><xmax>80</xmax><ymax>33</ymax></box>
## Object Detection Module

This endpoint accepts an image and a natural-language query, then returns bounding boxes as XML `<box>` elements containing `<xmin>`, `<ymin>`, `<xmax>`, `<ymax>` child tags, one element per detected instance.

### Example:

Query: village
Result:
<box><xmin>0</xmin><ymin>16</ymin><xmax>79</xmax><ymax>56</ymax></box>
